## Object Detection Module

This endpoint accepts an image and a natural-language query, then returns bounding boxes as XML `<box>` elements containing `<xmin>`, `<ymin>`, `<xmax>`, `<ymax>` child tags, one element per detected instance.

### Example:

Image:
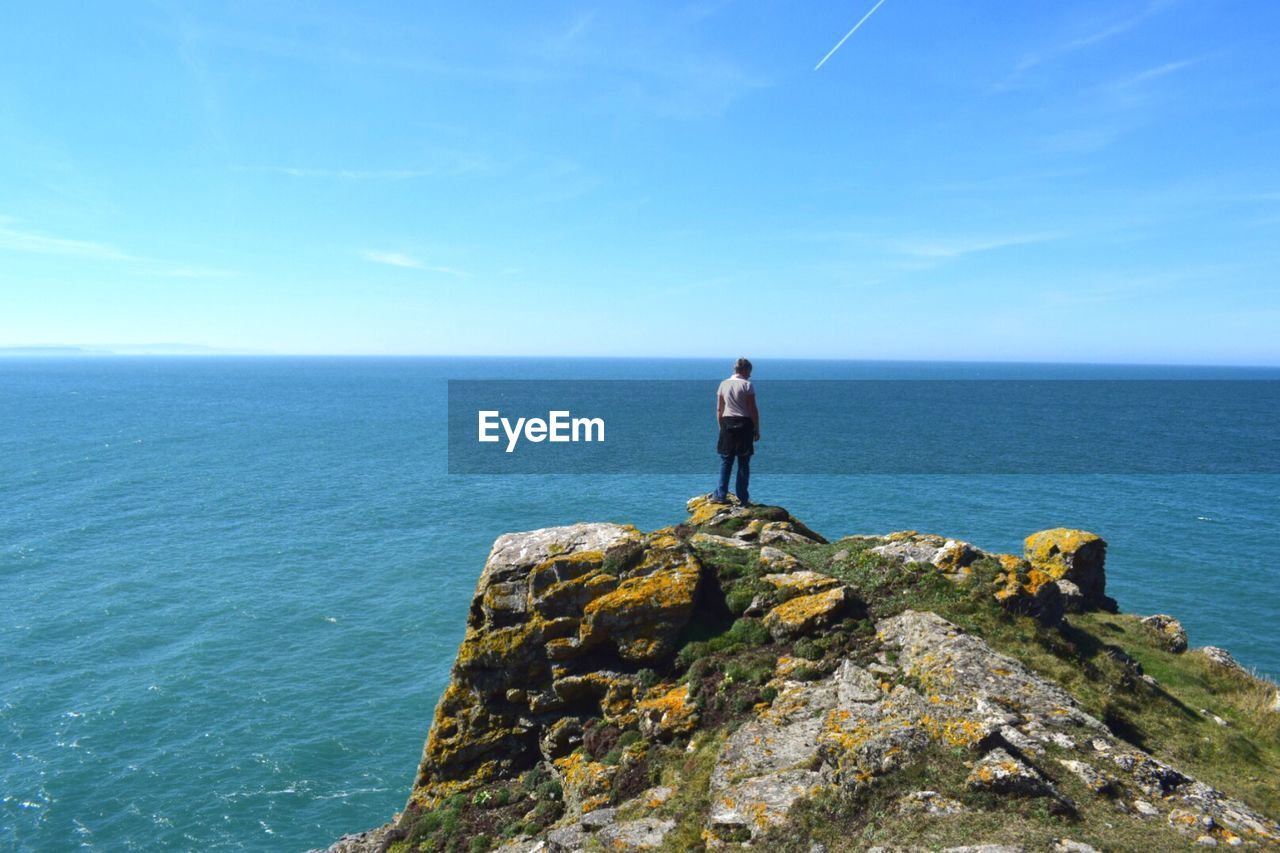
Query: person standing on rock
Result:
<box><xmin>710</xmin><ymin>358</ymin><xmax>760</xmax><ymax>506</ymax></box>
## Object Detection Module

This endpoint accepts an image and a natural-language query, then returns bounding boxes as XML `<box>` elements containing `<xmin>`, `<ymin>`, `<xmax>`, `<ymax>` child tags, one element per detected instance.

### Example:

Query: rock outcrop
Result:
<box><xmin>1142</xmin><ymin>614</ymin><xmax>1190</xmax><ymax>653</ymax></box>
<box><xmin>1023</xmin><ymin>527</ymin><xmax>1115</xmax><ymax>612</ymax></box>
<box><xmin>318</xmin><ymin>499</ymin><xmax>1280</xmax><ymax>853</ymax></box>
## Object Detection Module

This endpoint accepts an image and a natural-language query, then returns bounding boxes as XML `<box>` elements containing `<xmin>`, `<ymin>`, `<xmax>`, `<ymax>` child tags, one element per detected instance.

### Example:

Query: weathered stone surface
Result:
<box><xmin>482</xmin><ymin>524</ymin><xmax>641</xmax><ymax>594</ymax></box>
<box><xmin>1023</xmin><ymin>528</ymin><xmax>1111</xmax><ymax>610</ymax></box>
<box><xmin>1197</xmin><ymin>646</ymin><xmax>1246</xmax><ymax>674</ymax></box>
<box><xmin>638</xmin><ymin>785</ymin><xmax>673</xmax><ymax>809</ymax></box>
<box><xmin>992</xmin><ymin>555</ymin><xmax>1065</xmax><ymax>626</ymax></box>
<box><xmin>899</xmin><ymin>789</ymin><xmax>966</xmax><ymax>816</ymax></box>
<box><xmin>706</xmin><ymin>664</ymin><xmax>850</xmax><ymax>843</ymax></box>
<box><xmin>1112</xmin><ymin>751</ymin><xmax>1190</xmax><ymax>796</ymax></box>
<box><xmin>1053</xmin><ymin>842</ymin><xmax>1100</xmax><ymax>853</ymax></box>
<box><xmin>1142</xmin><ymin>614</ymin><xmax>1189</xmax><ymax>653</ymax></box>
<box><xmin>761</xmin><ymin>570</ymin><xmax>842</xmax><ymax>597</ymax></box>
<box><xmin>685</xmin><ymin>494</ymin><xmax>827</xmax><ymax>543</ymax></box>
<box><xmin>1202</xmin><ymin>709</ymin><xmax>1230</xmax><ymax>727</ymax></box>
<box><xmin>1055</xmin><ymin>579</ymin><xmax>1085</xmax><ymax>612</ymax></box>
<box><xmin>1147</xmin><ymin>774</ymin><xmax>1280</xmax><ymax>843</ymax></box>
<box><xmin>1059</xmin><ymin>758</ymin><xmax>1119</xmax><ymax>797</ymax></box>
<box><xmin>636</xmin><ymin>683</ymin><xmax>698</xmax><ymax>740</ymax></box>
<box><xmin>415</xmin><ymin>524</ymin><xmax>645</xmax><ymax>800</ymax></box>
<box><xmin>539</xmin><ymin>716</ymin><xmax>585</xmax><ymax>761</ymax></box>
<box><xmin>685</xmin><ymin>493</ymin><xmax>749</xmax><ymax>527</ymax></box>
<box><xmin>554</xmin><ymin>750</ymin><xmax>614</xmax><ymax>815</ymax></box>
<box><xmin>545</xmin><ymin>823</ymin><xmax>586</xmax><ymax>851</ymax></box>
<box><xmin>877</xmin><ymin>610</ymin><xmax>1106</xmax><ymax>737</ymax></box>
<box><xmin>309</xmin><ymin>824</ymin><xmax>395</xmax><ymax>853</ymax></box>
<box><xmin>708</xmin><ymin>769</ymin><xmax>825</xmax><ymax>841</ymax></box>
<box><xmin>691</xmin><ymin>532</ymin><xmax>757</xmax><ymax>551</ymax></box>
<box><xmin>580</xmin><ymin>547</ymin><xmax>702</xmax><ymax>663</ymax></box>
<box><xmin>594</xmin><ymin>816</ymin><xmax>677</xmax><ymax>849</ymax></box>
<box><xmin>578</xmin><ymin>806</ymin><xmax>618</xmax><ymax>831</ymax></box>
<box><xmin>818</xmin><ymin>685</ymin><xmax>933</xmax><ymax>786</ymax></box>
<box><xmin>871</xmin><ymin>532</ymin><xmax>983</xmax><ymax>570</ymax></box>
<box><xmin>759</xmin><ymin>522</ymin><xmax>825</xmax><ymax>546</ymax></box>
<box><xmin>1134</xmin><ymin>799</ymin><xmax>1161</xmax><ymax>817</ymax></box>
<box><xmin>966</xmin><ymin>748</ymin><xmax>1055</xmax><ymax>797</ymax></box>
<box><xmin>759</xmin><ymin>545</ymin><xmax>803</xmax><ymax>572</ymax></box>
<box><xmin>763</xmin><ymin>585</ymin><xmax>851</xmax><ymax>640</ymax></box>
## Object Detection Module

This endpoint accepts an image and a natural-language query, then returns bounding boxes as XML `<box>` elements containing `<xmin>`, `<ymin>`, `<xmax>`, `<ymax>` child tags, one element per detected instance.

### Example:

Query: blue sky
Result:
<box><xmin>2</xmin><ymin>1</ymin><xmax>1278</xmax><ymax>363</ymax></box>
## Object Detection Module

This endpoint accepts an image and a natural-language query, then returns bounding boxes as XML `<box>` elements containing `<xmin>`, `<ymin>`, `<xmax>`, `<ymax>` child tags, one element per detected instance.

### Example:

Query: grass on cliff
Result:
<box><xmin>389</xmin><ymin>767</ymin><xmax>565</xmax><ymax>853</ymax></box>
<box><xmin>751</xmin><ymin>535</ymin><xmax>1280</xmax><ymax>823</ymax></box>
<box><xmin>680</xmin><ymin>532</ymin><xmax>1278</xmax><ymax>849</ymax></box>
<box><xmin>754</xmin><ymin>741</ymin><xmax>1217</xmax><ymax>853</ymax></box>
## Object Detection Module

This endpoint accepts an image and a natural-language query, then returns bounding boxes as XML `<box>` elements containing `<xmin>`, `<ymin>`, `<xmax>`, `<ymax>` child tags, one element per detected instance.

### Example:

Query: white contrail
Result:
<box><xmin>814</xmin><ymin>0</ymin><xmax>892</xmax><ymax>71</ymax></box>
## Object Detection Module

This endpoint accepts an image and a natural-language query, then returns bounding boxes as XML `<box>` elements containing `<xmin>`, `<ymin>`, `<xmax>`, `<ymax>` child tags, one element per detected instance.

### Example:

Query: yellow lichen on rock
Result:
<box><xmin>995</xmin><ymin>553</ymin><xmax>1029</xmax><ymax>572</ymax></box>
<box><xmin>532</xmin><ymin>568</ymin><xmax>618</xmax><ymax>619</ymax></box>
<box><xmin>637</xmin><ymin>683</ymin><xmax>699</xmax><ymax>739</ymax></box>
<box><xmin>685</xmin><ymin>496</ymin><xmax>729</xmax><ymax>527</ymax></box>
<box><xmin>1024</xmin><ymin>527</ymin><xmax>1109</xmax><ymax>610</ymax></box>
<box><xmin>1024</xmin><ymin>528</ymin><xmax>1101</xmax><ymax>565</ymax></box>
<box><xmin>761</xmin><ymin>570</ymin><xmax>840</xmax><ymax>597</ymax></box>
<box><xmin>580</xmin><ymin>549</ymin><xmax>703</xmax><ymax>662</ymax></box>
<box><xmin>763</xmin><ymin>585</ymin><xmax>850</xmax><ymax>640</ymax></box>
<box><xmin>992</xmin><ymin>558</ymin><xmax>1064</xmax><ymax>626</ymax></box>
<box><xmin>920</xmin><ymin>712</ymin><xmax>991</xmax><ymax>749</ymax></box>
<box><xmin>773</xmin><ymin>655</ymin><xmax>813</xmax><ymax>680</ymax></box>
<box><xmin>554</xmin><ymin>751</ymin><xmax>614</xmax><ymax>813</ymax></box>
<box><xmin>454</xmin><ymin>618</ymin><xmax>544</xmax><ymax>671</ymax></box>
<box><xmin>644</xmin><ymin>527</ymin><xmax>684</xmax><ymax>551</ymax></box>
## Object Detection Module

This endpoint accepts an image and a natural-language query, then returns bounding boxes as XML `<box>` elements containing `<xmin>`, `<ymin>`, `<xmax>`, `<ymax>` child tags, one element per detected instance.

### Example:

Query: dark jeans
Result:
<box><xmin>713</xmin><ymin>453</ymin><xmax>750</xmax><ymax>504</ymax></box>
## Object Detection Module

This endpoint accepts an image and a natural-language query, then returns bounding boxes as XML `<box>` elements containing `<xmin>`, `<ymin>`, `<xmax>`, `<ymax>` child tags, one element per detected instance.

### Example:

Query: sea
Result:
<box><xmin>2</xmin><ymin>356</ymin><xmax>1277</xmax><ymax>851</ymax></box>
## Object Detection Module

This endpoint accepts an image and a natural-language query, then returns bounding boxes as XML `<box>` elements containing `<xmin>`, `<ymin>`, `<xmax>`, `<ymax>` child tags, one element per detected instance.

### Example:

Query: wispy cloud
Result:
<box><xmin>238</xmin><ymin>153</ymin><xmax>496</xmax><ymax>180</ymax></box>
<box><xmin>362</xmin><ymin>250</ymin><xmax>423</xmax><ymax>268</ymax></box>
<box><xmin>1103</xmin><ymin>57</ymin><xmax>1201</xmax><ymax>91</ymax></box>
<box><xmin>779</xmin><ymin>227</ymin><xmax>1063</xmax><ymax>261</ymax></box>
<box><xmin>890</xmin><ymin>232</ymin><xmax>1062</xmax><ymax>259</ymax></box>
<box><xmin>0</xmin><ymin>217</ymin><xmax>231</xmax><ymax>277</ymax></box>
<box><xmin>1036</xmin><ymin>54</ymin><xmax>1206</xmax><ymax>154</ymax></box>
<box><xmin>528</xmin><ymin>7</ymin><xmax>770</xmax><ymax>119</ymax></box>
<box><xmin>252</xmin><ymin>167</ymin><xmax>436</xmax><ymax>180</ymax></box>
<box><xmin>993</xmin><ymin>0</ymin><xmax>1175</xmax><ymax>91</ymax></box>
<box><xmin>166</xmin><ymin>8</ymin><xmax>767</xmax><ymax>121</ymax></box>
<box><xmin>361</xmin><ymin>250</ymin><xmax>467</xmax><ymax>276</ymax></box>
<box><xmin>0</xmin><ymin>219</ymin><xmax>136</xmax><ymax>261</ymax></box>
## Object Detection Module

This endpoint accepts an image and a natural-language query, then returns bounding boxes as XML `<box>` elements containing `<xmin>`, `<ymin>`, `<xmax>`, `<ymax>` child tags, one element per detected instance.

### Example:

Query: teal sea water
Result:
<box><xmin>2</xmin><ymin>357</ymin><xmax>1277</xmax><ymax>851</ymax></box>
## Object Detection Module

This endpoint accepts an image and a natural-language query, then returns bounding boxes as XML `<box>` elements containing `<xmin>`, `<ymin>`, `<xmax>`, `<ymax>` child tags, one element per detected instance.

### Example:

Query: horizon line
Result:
<box><xmin>1</xmin><ymin>348</ymin><xmax>1278</xmax><ymax>370</ymax></box>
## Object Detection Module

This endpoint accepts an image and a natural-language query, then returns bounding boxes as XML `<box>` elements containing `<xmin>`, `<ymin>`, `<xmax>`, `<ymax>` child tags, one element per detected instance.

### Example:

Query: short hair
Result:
<box><xmin>734</xmin><ymin>357</ymin><xmax>753</xmax><ymax>375</ymax></box>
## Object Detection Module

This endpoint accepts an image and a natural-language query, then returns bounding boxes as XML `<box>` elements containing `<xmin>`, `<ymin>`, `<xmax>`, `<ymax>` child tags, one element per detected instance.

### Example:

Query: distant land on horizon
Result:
<box><xmin>0</xmin><ymin>344</ymin><xmax>264</xmax><ymax>356</ymax></box>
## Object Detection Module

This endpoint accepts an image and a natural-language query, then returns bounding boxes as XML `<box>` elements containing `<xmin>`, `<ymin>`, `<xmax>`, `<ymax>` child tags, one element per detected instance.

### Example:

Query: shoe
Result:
<box><xmin>706</xmin><ymin>493</ymin><xmax>729</xmax><ymax>505</ymax></box>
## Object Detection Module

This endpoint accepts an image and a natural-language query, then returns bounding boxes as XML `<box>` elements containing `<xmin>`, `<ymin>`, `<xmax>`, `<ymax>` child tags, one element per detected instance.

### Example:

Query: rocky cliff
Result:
<box><xmin>321</xmin><ymin>498</ymin><xmax>1280</xmax><ymax>852</ymax></box>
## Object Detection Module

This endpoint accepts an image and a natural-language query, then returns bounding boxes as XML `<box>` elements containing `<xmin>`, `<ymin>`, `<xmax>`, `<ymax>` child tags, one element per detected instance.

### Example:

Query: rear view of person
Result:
<box><xmin>710</xmin><ymin>358</ymin><xmax>760</xmax><ymax>505</ymax></box>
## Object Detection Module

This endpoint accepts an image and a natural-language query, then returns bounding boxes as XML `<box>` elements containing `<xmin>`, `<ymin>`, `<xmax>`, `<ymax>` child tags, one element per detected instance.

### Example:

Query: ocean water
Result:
<box><xmin>2</xmin><ymin>356</ymin><xmax>1277</xmax><ymax>851</ymax></box>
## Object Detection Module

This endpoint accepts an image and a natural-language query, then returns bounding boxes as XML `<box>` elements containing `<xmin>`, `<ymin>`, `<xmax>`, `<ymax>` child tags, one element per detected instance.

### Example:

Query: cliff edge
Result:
<box><xmin>321</xmin><ymin>498</ymin><xmax>1280</xmax><ymax>852</ymax></box>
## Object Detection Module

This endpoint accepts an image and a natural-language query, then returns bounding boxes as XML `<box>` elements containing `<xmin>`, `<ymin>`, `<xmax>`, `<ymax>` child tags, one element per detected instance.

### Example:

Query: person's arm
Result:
<box><xmin>747</xmin><ymin>390</ymin><xmax>760</xmax><ymax>440</ymax></box>
<box><xmin>716</xmin><ymin>391</ymin><xmax>725</xmax><ymax>425</ymax></box>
